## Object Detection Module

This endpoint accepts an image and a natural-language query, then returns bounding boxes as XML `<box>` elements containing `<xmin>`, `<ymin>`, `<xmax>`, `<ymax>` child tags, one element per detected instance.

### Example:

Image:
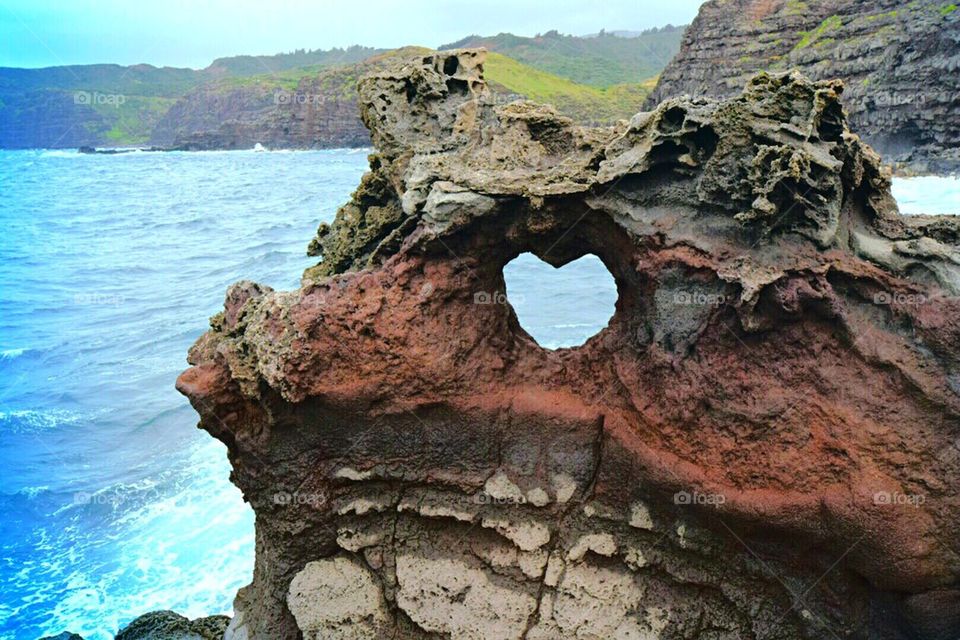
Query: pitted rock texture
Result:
<box><xmin>178</xmin><ymin>49</ymin><xmax>960</xmax><ymax>639</ymax></box>
<box><xmin>646</xmin><ymin>0</ymin><xmax>960</xmax><ymax>174</ymax></box>
<box><xmin>114</xmin><ymin>611</ymin><xmax>230</xmax><ymax>640</ymax></box>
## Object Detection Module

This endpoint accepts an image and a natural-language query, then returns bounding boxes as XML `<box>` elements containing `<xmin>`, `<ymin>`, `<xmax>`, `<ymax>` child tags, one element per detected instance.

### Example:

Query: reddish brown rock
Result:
<box><xmin>178</xmin><ymin>49</ymin><xmax>960</xmax><ymax>639</ymax></box>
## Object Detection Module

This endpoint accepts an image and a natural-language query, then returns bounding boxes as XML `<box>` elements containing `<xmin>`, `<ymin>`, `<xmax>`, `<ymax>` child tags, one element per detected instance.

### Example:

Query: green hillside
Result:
<box><xmin>0</xmin><ymin>48</ymin><xmax>389</xmax><ymax>147</ymax></box>
<box><xmin>206</xmin><ymin>45</ymin><xmax>384</xmax><ymax>76</ymax></box>
<box><xmin>440</xmin><ymin>27</ymin><xmax>684</xmax><ymax>88</ymax></box>
<box><xmin>0</xmin><ymin>64</ymin><xmax>203</xmax><ymax>98</ymax></box>
<box><xmin>175</xmin><ymin>48</ymin><xmax>654</xmax><ymax>137</ymax></box>
<box><xmin>0</xmin><ymin>30</ymin><xmax>681</xmax><ymax>148</ymax></box>
<box><xmin>483</xmin><ymin>52</ymin><xmax>655</xmax><ymax>123</ymax></box>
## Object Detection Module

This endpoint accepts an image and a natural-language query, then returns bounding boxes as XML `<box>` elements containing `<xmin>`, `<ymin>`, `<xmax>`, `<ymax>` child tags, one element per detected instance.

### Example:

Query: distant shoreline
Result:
<box><xmin>76</xmin><ymin>144</ymin><xmax>372</xmax><ymax>155</ymax></box>
<box><xmin>0</xmin><ymin>145</ymin><xmax>375</xmax><ymax>154</ymax></box>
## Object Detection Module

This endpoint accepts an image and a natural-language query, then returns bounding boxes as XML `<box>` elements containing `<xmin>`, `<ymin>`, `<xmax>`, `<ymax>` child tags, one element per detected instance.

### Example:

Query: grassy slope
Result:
<box><xmin>195</xmin><ymin>48</ymin><xmax>653</xmax><ymax>128</ymax></box>
<box><xmin>440</xmin><ymin>28</ymin><xmax>683</xmax><ymax>88</ymax></box>
<box><xmin>483</xmin><ymin>52</ymin><xmax>654</xmax><ymax>123</ymax></box>
<box><xmin>0</xmin><ymin>64</ymin><xmax>202</xmax><ymax>98</ymax></box>
<box><xmin>206</xmin><ymin>46</ymin><xmax>384</xmax><ymax>76</ymax></box>
<box><xmin>95</xmin><ymin>96</ymin><xmax>178</xmax><ymax>143</ymax></box>
<box><xmin>206</xmin><ymin>47</ymin><xmax>433</xmax><ymax>96</ymax></box>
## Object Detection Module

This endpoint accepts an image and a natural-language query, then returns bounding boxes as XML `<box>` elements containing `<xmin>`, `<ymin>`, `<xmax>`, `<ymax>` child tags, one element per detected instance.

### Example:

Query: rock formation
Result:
<box><xmin>112</xmin><ymin>611</ymin><xmax>230</xmax><ymax>640</ymax></box>
<box><xmin>39</xmin><ymin>610</ymin><xmax>229</xmax><ymax>640</ymax></box>
<box><xmin>647</xmin><ymin>0</ymin><xmax>960</xmax><ymax>174</ymax></box>
<box><xmin>178</xmin><ymin>48</ymin><xmax>960</xmax><ymax>639</ymax></box>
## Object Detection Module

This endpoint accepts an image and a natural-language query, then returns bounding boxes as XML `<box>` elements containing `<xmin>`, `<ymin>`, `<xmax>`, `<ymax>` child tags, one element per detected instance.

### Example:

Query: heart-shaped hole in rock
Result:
<box><xmin>503</xmin><ymin>252</ymin><xmax>617</xmax><ymax>349</ymax></box>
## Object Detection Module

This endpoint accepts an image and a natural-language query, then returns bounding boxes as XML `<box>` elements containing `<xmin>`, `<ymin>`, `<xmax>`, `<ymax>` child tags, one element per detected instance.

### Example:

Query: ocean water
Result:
<box><xmin>0</xmin><ymin>150</ymin><xmax>954</xmax><ymax>640</ymax></box>
<box><xmin>891</xmin><ymin>175</ymin><xmax>960</xmax><ymax>215</ymax></box>
<box><xmin>0</xmin><ymin>149</ymin><xmax>369</xmax><ymax>640</ymax></box>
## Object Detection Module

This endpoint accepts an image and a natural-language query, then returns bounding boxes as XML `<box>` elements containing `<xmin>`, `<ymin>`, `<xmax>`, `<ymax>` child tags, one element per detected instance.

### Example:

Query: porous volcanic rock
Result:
<box><xmin>114</xmin><ymin>611</ymin><xmax>230</xmax><ymax>640</ymax></box>
<box><xmin>647</xmin><ymin>0</ymin><xmax>960</xmax><ymax>174</ymax></box>
<box><xmin>40</xmin><ymin>611</ymin><xmax>229</xmax><ymax>640</ymax></box>
<box><xmin>178</xmin><ymin>49</ymin><xmax>960</xmax><ymax>639</ymax></box>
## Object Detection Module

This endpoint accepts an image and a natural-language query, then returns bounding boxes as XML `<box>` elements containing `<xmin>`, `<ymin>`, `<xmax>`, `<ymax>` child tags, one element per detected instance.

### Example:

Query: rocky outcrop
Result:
<box><xmin>178</xmin><ymin>48</ymin><xmax>960</xmax><ymax>639</ymax></box>
<box><xmin>39</xmin><ymin>611</ymin><xmax>229</xmax><ymax>640</ymax></box>
<box><xmin>647</xmin><ymin>0</ymin><xmax>960</xmax><ymax>174</ymax></box>
<box><xmin>113</xmin><ymin>611</ymin><xmax>229</xmax><ymax>640</ymax></box>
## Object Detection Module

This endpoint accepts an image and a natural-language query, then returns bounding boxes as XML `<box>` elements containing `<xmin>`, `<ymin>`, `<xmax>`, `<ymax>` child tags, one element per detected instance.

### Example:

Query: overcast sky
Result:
<box><xmin>0</xmin><ymin>0</ymin><xmax>706</xmax><ymax>69</ymax></box>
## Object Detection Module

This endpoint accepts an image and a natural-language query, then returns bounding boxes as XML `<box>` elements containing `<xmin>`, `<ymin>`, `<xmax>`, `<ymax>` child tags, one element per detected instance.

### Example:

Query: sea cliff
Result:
<box><xmin>647</xmin><ymin>0</ymin><xmax>960</xmax><ymax>174</ymax></box>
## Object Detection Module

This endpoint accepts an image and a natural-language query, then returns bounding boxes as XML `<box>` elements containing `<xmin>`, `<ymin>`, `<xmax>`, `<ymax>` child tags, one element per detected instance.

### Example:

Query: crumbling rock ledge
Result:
<box><xmin>177</xmin><ymin>49</ymin><xmax>960</xmax><ymax>639</ymax></box>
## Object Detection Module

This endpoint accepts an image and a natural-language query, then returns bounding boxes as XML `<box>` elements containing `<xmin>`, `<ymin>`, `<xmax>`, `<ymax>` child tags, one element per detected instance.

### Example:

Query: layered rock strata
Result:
<box><xmin>647</xmin><ymin>0</ymin><xmax>960</xmax><ymax>174</ymax></box>
<box><xmin>178</xmin><ymin>49</ymin><xmax>960</xmax><ymax>639</ymax></box>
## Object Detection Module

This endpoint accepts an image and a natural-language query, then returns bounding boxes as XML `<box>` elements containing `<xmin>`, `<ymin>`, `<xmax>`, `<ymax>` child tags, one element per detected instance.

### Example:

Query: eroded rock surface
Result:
<box><xmin>114</xmin><ymin>611</ymin><xmax>230</xmax><ymax>640</ymax></box>
<box><xmin>178</xmin><ymin>49</ymin><xmax>960</xmax><ymax>639</ymax></box>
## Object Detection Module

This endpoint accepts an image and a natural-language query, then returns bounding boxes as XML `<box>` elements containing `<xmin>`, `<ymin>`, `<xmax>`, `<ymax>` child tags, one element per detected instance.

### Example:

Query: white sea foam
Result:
<box><xmin>17</xmin><ymin>485</ymin><xmax>50</xmax><ymax>498</ymax></box>
<box><xmin>0</xmin><ymin>409</ymin><xmax>83</xmax><ymax>432</ymax></box>
<box><xmin>38</xmin><ymin>150</ymin><xmax>81</xmax><ymax>158</ymax></box>
<box><xmin>32</xmin><ymin>439</ymin><xmax>254</xmax><ymax>640</ymax></box>
<box><xmin>891</xmin><ymin>176</ymin><xmax>960</xmax><ymax>216</ymax></box>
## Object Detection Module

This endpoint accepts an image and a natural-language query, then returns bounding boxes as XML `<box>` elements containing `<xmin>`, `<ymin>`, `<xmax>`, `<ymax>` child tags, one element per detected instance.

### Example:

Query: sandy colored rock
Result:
<box><xmin>286</xmin><ymin>556</ymin><xmax>389</xmax><ymax>639</ymax></box>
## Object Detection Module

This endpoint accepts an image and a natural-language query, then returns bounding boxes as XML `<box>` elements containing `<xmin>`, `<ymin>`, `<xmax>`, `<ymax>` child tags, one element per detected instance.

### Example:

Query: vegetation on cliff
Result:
<box><xmin>440</xmin><ymin>25</ymin><xmax>683</xmax><ymax>87</ymax></box>
<box><xmin>483</xmin><ymin>52</ymin><xmax>656</xmax><ymax>124</ymax></box>
<box><xmin>0</xmin><ymin>30</ymin><xmax>679</xmax><ymax>149</ymax></box>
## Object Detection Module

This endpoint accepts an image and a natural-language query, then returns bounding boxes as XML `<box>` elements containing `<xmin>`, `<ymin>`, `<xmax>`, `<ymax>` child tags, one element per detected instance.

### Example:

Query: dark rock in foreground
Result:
<box><xmin>113</xmin><ymin>611</ymin><xmax>229</xmax><ymax>640</ymax></box>
<box><xmin>178</xmin><ymin>48</ymin><xmax>960</xmax><ymax>639</ymax></box>
<box><xmin>647</xmin><ymin>0</ymin><xmax>960</xmax><ymax>174</ymax></box>
<box><xmin>39</xmin><ymin>633</ymin><xmax>85</xmax><ymax>640</ymax></box>
<box><xmin>41</xmin><ymin>611</ymin><xmax>228</xmax><ymax>640</ymax></box>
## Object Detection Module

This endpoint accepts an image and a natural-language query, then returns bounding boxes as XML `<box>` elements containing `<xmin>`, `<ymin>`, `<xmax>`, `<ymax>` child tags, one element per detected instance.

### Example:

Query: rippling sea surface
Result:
<box><xmin>0</xmin><ymin>149</ymin><xmax>955</xmax><ymax>639</ymax></box>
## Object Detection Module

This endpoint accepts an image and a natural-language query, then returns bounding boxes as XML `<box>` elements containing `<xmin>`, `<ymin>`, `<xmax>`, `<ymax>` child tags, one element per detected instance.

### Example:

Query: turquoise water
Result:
<box><xmin>0</xmin><ymin>149</ymin><xmax>954</xmax><ymax>639</ymax></box>
<box><xmin>891</xmin><ymin>175</ymin><xmax>960</xmax><ymax>215</ymax></box>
